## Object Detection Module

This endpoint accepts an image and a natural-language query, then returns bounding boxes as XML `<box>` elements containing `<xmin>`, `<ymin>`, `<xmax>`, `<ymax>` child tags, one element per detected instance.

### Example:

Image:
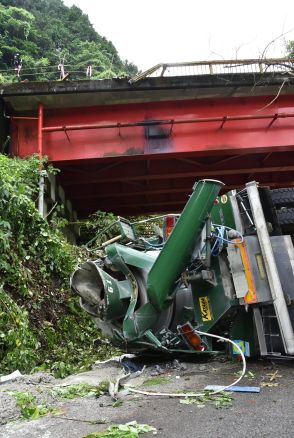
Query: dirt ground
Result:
<box><xmin>1</xmin><ymin>357</ymin><xmax>294</xmax><ymax>438</ymax></box>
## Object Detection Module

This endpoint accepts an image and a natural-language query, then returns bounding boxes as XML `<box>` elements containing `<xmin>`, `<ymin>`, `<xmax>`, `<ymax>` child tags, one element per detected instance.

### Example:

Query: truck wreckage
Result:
<box><xmin>71</xmin><ymin>179</ymin><xmax>294</xmax><ymax>360</ymax></box>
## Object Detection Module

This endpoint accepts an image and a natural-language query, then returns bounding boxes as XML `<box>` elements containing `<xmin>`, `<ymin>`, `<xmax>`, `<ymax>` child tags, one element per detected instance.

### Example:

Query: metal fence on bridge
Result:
<box><xmin>129</xmin><ymin>58</ymin><xmax>294</xmax><ymax>83</ymax></box>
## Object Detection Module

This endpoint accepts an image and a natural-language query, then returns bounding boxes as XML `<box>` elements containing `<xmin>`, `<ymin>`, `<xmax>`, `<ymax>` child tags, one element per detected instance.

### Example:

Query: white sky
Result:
<box><xmin>63</xmin><ymin>0</ymin><xmax>294</xmax><ymax>70</ymax></box>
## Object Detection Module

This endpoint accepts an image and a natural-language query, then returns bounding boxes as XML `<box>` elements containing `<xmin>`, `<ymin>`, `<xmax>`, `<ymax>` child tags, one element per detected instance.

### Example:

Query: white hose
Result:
<box><xmin>195</xmin><ymin>330</ymin><xmax>246</xmax><ymax>394</ymax></box>
<box><xmin>123</xmin><ymin>332</ymin><xmax>246</xmax><ymax>398</ymax></box>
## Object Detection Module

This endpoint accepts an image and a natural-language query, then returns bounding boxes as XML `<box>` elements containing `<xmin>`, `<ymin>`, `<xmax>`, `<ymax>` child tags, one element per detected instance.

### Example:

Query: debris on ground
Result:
<box><xmin>205</xmin><ymin>385</ymin><xmax>260</xmax><ymax>393</ymax></box>
<box><xmin>51</xmin><ymin>382</ymin><xmax>109</xmax><ymax>400</ymax></box>
<box><xmin>179</xmin><ymin>391</ymin><xmax>234</xmax><ymax>409</ymax></box>
<box><xmin>84</xmin><ymin>421</ymin><xmax>157</xmax><ymax>438</ymax></box>
<box><xmin>0</xmin><ymin>360</ymin><xmax>292</xmax><ymax>438</ymax></box>
<box><xmin>260</xmin><ymin>368</ymin><xmax>283</xmax><ymax>387</ymax></box>
<box><xmin>0</xmin><ymin>370</ymin><xmax>22</xmax><ymax>383</ymax></box>
<box><xmin>5</xmin><ymin>390</ymin><xmax>58</xmax><ymax>420</ymax></box>
<box><xmin>0</xmin><ymin>372</ymin><xmax>57</xmax><ymax>425</ymax></box>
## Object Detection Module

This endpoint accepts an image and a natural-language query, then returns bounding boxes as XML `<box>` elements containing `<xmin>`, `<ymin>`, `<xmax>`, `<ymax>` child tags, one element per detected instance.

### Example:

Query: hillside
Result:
<box><xmin>0</xmin><ymin>154</ymin><xmax>120</xmax><ymax>377</ymax></box>
<box><xmin>0</xmin><ymin>0</ymin><xmax>137</xmax><ymax>82</ymax></box>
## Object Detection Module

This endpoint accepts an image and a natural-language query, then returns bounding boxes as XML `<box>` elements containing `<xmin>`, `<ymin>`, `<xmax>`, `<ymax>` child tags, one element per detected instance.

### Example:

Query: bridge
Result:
<box><xmin>1</xmin><ymin>58</ymin><xmax>294</xmax><ymax>217</ymax></box>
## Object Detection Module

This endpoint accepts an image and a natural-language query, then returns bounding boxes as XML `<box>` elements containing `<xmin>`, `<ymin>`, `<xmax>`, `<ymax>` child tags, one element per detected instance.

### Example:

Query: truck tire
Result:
<box><xmin>271</xmin><ymin>188</ymin><xmax>294</xmax><ymax>206</ymax></box>
<box><xmin>276</xmin><ymin>208</ymin><xmax>294</xmax><ymax>225</ymax></box>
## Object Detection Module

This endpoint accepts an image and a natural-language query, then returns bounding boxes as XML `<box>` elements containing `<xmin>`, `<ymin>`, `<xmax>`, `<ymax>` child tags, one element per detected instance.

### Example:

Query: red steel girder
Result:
<box><xmin>12</xmin><ymin>95</ymin><xmax>294</xmax><ymax>163</ymax></box>
<box><xmin>60</xmin><ymin>150</ymin><xmax>294</xmax><ymax>189</ymax></box>
<box><xmin>10</xmin><ymin>93</ymin><xmax>294</xmax><ymax>216</ymax></box>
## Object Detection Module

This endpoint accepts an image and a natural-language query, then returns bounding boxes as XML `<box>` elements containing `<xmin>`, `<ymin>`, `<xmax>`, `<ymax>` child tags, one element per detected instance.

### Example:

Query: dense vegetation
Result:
<box><xmin>0</xmin><ymin>154</ymin><xmax>118</xmax><ymax>377</ymax></box>
<box><xmin>0</xmin><ymin>0</ymin><xmax>138</xmax><ymax>377</ymax></box>
<box><xmin>0</xmin><ymin>0</ymin><xmax>137</xmax><ymax>82</ymax></box>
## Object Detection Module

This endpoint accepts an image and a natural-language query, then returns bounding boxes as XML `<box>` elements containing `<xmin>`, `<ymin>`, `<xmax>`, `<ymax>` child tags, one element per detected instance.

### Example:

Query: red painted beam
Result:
<box><xmin>10</xmin><ymin>92</ymin><xmax>294</xmax><ymax>216</ymax></box>
<box><xmin>37</xmin><ymin>103</ymin><xmax>43</xmax><ymax>162</ymax></box>
<box><xmin>42</xmin><ymin>112</ymin><xmax>294</xmax><ymax>133</ymax></box>
<box><xmin>11</xmin><ymin>95</ymin><xmax>294</xmax><ymax>163</ymax></box>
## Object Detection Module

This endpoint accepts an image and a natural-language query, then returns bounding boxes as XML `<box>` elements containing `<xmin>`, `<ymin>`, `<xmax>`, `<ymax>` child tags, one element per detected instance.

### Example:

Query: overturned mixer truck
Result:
<box><xmin>71</xmin><ymin>180</ymin><xmax>294</xmax><ymax>359</ymax></box>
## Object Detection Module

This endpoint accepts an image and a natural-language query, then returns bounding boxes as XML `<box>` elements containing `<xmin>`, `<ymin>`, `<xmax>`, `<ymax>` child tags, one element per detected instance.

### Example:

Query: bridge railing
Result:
<box><xmin>129</xmin><ymin>58</ymin><xmax>294</xmax><ymax>83</ymax></box>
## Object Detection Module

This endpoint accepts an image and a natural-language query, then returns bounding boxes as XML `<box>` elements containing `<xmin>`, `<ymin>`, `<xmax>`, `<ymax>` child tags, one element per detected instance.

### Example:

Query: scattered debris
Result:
<box><xmin>55</xmin><ymin>416</ymin><xmax>107</xmax><ymax>425</ymax></box>
<box><xmin>171</xmin><ymin>359</ymin><xmax>187</xmax><ymax>371</ymax></box>
<box><xmin>261</xmin><ymin>368</ymin><xmax>282</xmax><ymax>387</ymax></box>
<box><xmin>5</xmin><ymin>390</ymin><xmax>58</xmax><ymax>420</ymax></box>
<box><xmin>112</xmin><ymin>399</ymin><xmax>123</xmax><ymax>408</ymax></box>
<box><xmin>235</xmin><ymin>370</ymin><xmax>255</xmax><ymax>380</ymax></box>
<box><xmin>150</xmin><ymin>365</ymin><xmax>164</xmax><ymax>376</ymax></box>
<box><xmin>149</xmin><ymin>360</ymin><xmax>189</xmax><ymax>376</ymax></box>
<box><xmin>84</xmin><ymin>421</ymin><xmax>157</xmax><ymax>437</ymax></box>
<box><xmin>0</xmin><ymin>370</ymin><xmax>22</xmax><ymax>384</ymax></box>
<box><xmin>267</xmin><ymin>370</ymin><xmax>282</xmax><ymax>381</ymax></box>
<box><xmin>94</xmin><ymin>354</ymin><xmax>137</xmax><ymax>368</ymax></box>
<box><xmin>205</xmin><ymin>385</ymin><xmax>260</xmax><ymax>393</ymax></box>
<box><xmin>180</xmin><ymin>391</ymin><xmax>233</xmax><ymax>409</ymax></box>
<box><xmin>51</xmin><ymin>382</ymin><xmax>109</xmax><ymax>399</ymax></box>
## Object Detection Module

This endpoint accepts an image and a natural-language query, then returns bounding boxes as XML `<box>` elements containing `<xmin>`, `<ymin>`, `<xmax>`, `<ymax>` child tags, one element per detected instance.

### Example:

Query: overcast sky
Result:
<box><xmin>63</xmin><ymin>0</ymin><xmax>294</xmax><ymax>70</ymax></box>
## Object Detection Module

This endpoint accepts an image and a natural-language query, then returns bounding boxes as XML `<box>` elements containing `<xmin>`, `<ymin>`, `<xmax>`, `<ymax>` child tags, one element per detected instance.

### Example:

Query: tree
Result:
<box><xmin>0</xmin><ymin>0</ymin><xmax>138</xmax><ymax>81</ymax></box>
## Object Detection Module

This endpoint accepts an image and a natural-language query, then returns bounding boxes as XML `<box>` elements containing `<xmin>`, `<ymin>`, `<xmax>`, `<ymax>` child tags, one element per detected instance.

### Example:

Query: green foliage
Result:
<box><xmin>0</xmin><ymin>285</ymin><xmax>39</xmax><ymax>371</ymax></box>
<box><xmin>0</xmin><ymin>154</ymin><xmax>119</xmax><ymax>375</ymax></box>
<box><xmin>79</xmin><ymin>211</ymin><xmax>164</xmax><ymax>249</ymax></box>
<box><xmin>85</xmin><ymin>421</ymin><xmax>157</xmax><ymax>438</ymax></box>
<box><xmin>0</xmin><ymin>0</ymin><xmax>138</xmax><ymax>82</ymax></box>
<box><xmin>0</xmin><ymin>154</ymin><xmax>74</xmax><ymax>297</ymax></box>
<box><xmin>112</xmin><ymin>399</ymin><xmax>123</xmax><ymax>408</ymax></box>
<box><xmin>6</xmin><ymin>390</ymin><xmax>57</xmax><ymax>420</ymax></box>
<box><xmin>180</xmin><ymin>391</ymin><xmax>233</xmax><ymax>409</ymax></box>
<box><xmin>51</xmin><ymin>381</ymin><xmax>109</xmax><ymax>399</ymax></box>
<box><xmin>79</xmin><ymin>210</ymin><xmax>119</xmax><ymax>247</ymax></box>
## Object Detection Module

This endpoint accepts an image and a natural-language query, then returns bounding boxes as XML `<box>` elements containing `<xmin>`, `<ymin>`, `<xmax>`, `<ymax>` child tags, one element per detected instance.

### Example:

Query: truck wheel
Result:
<box><xmin>271</xmin><ymin>188</ymin><xmax>294</xmax><ymax>206</ymax></box>
<box><xmin>276</xmin><ymin>208</ymin><xmax>294</xmax><ymax>225</ymax></box>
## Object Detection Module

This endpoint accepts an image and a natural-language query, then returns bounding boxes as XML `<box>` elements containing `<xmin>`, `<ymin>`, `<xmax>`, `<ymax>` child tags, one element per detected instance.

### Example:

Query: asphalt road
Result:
<box><xmin>1</xmin><ymin>359</ymin><xmax>294</xmax><ymax>438</ymax></box>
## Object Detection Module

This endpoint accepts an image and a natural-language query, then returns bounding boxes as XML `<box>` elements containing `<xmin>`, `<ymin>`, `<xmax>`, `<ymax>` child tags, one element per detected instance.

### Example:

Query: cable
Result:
<box><xmin>122</xmin><ymin>332</ymin><xmax>246</xmax><ymax>398</ymax></box>
<box><xmin>211</xmin><ymin>225</ymin><xmax>225</xmax><ymax>256</ymax></box>
<box><xmin>195</xmin><ymin>330</ymin><xmax>246</xmax><ymax>393</ymax></box>
<box><xmin>210</xmin><ymin>224</ymin><xmax>243</xmax><ymax>256</ymax></box>
<box><xmin>212</xmin><ymin>224</ymin><xmax>243</xmax><ymax>242</ymax></box>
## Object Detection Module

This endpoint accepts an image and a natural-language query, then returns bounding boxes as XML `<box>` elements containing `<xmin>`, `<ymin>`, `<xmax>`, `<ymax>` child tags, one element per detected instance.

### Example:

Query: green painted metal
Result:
<box><xmin>191</xmin><ymin>257</ymin><xmax>236</xmax><ymax>332</ymax></box>
<box><xmin>230</xmin><ymin>308</ymin><xmax>256</xmax><ymax>357</ymax></box>
<box><xmin>104</xmin><ymin>242</ymin><xmax>159</xmax><ymax>340</ymax></box>
<box><xmin>106</xmin><ymin>243</ymin><xmax>156</xmax><ymax>271</ymax></box>
<box><xmin>123</xmin><ymin>302</ymin><xmax>159</xmax><ymax>340</ymax></box>
<box><xmin>74</xmin><ymin>178</ymin><xmax>253</xmax><ymax>353</ymax></box>
<box><xmin>211</xmin><ymin>194</ymin><xmax>236</xmax><ymax>229</ymax></box>
<box><xmin>147</xmin><ymin>179</ymin><xmax>224</xmax><ymax>311</ymax></box>
<box><xmin>102</xmin><ymin>180</ymin><xmax>224</xmax><ymax>342</ymax></box>
<box><xmin>97</xmin><ymin>268</ymin><xmax>131</xmax><ymax>320</ymax></box>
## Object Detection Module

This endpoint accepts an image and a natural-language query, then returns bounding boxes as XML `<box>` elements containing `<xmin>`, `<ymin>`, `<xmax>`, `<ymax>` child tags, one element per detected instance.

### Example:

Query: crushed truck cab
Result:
<box><xmin>71</xmin><ymin>180</ymin><xmax>294</xmax><ymax>359</ymax></box>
